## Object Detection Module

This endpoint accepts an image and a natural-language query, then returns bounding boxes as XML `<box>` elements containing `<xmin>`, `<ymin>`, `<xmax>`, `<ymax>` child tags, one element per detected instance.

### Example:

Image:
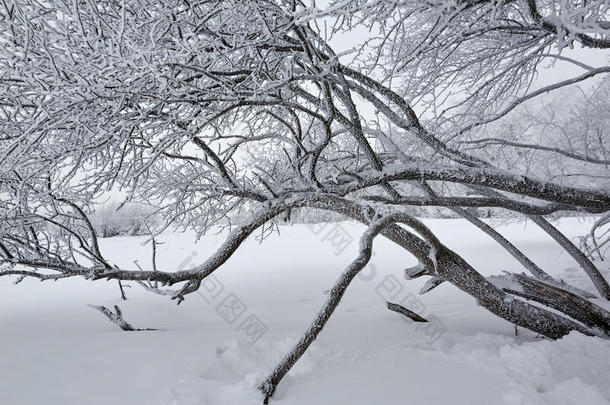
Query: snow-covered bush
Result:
<box><xmin>91</xmin><ymin>202</ymin><xmax>157</xmax><ymax>238</ymax></box>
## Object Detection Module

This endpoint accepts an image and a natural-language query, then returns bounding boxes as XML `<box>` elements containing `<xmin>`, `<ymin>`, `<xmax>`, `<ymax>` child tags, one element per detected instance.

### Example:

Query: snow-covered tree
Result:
<box><xmin>1</xmin><ymin>1</ymin><xmax>609</xmax><ymax>401</ymax></box>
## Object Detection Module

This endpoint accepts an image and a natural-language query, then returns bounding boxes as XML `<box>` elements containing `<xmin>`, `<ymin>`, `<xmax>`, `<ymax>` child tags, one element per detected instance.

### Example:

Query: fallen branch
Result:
<box><xmin>88</xmin><ymin>304</ymin><xmax>156</xmax><ymax>331</ymax></box>
<box><xmin>387</xmin><ymin>302</ymin><xmax>428</xmax><ymax>322</ymax></box>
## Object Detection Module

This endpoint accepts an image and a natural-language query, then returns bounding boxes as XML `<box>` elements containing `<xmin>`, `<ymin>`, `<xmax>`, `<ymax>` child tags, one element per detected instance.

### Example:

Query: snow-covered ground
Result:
<box><xmin>2</xmin><ymin>218</ymin><xmax>610</xmax><ymax>405</ymax></box>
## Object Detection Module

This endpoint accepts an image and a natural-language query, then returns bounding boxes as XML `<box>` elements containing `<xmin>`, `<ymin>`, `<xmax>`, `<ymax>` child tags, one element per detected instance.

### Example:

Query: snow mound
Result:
<box><xmin>439</xmin><ymin>332</ymin><xmax>610</xmax><ymax>405</ymax></box>
<box><xmin>163</xmin><ymin>336</ymin><xmax>332</xmax><ymax>405</ymax></box>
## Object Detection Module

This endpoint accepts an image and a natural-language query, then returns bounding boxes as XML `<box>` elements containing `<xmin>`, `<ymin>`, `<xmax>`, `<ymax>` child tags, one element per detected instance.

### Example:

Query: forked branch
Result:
<box><xmin>88</xmin><ymin>305</ymin><xmax>156</xmax><ymax>331</ymax></box>
<box><xmin>258</xmin><ymin>213</ymin><xmax>441</xmax><ymax>403</ymax></box>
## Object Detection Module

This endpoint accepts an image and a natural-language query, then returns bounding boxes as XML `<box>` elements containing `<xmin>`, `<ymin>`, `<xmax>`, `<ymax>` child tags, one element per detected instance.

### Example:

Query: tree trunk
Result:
<box><xmin>260</xmin><ymin>199</ymin><xmax>609</xmax><ymax>403</ymax></box>
<box><xmin>312</xmin><ymin>196</ymin><xmax>604</xmax><ymax>338</ymax></box>
<box><xmin>489</xmin><ymin>273</ymin><xmax>610</xmax><ymax>334</ymax></box>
